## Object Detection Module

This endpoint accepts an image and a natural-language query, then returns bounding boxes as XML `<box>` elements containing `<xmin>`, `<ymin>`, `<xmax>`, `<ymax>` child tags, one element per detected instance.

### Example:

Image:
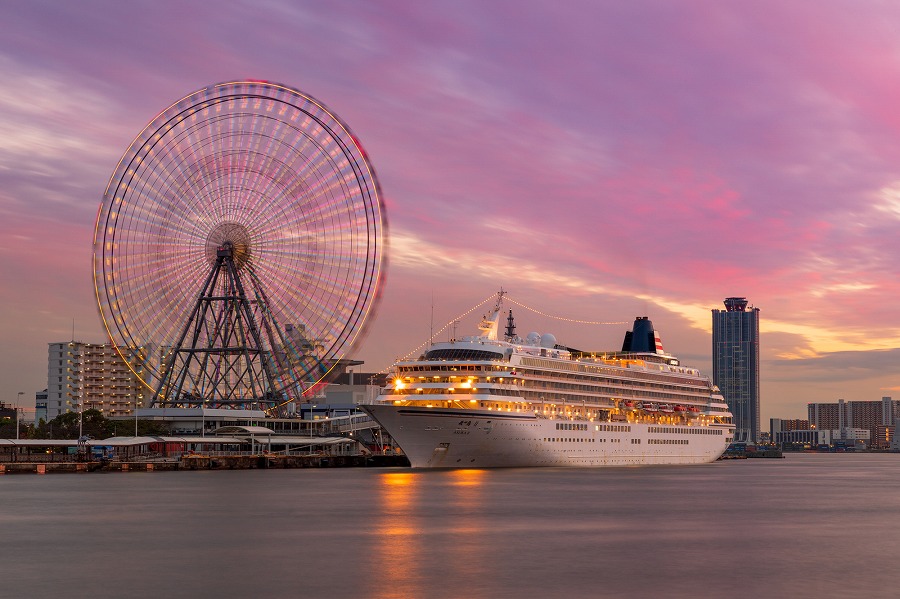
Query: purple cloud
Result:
<box><xmin>2</xmin><ymin>1</ymin><xmax>900</xmax><ymax>421</ymax></box>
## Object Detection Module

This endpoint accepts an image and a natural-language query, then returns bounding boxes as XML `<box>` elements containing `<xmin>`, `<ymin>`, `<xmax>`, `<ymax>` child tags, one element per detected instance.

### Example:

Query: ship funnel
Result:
<box><xmin>622</xmin><ymin>316</ymin><xmax>664</xmax><ymax>354</ymax></box>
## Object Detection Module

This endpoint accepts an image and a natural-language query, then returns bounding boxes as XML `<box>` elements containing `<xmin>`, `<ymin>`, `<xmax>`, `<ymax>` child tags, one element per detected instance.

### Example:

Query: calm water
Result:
<box><xmin>2</xmin><ymin>453</ymin><xmax>899</xmax><ymax>598</ymax></box>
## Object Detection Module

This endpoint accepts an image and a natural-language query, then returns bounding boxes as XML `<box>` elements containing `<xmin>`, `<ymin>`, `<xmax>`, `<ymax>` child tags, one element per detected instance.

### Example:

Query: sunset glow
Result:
<box><xmin>2</xmin><ymin>1</ymin><xmax>900</xmax><ymax>421</ymax></box>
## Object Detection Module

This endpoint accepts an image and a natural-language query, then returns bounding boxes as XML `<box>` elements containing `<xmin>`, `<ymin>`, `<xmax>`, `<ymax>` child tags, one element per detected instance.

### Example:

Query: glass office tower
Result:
<box><xmin>712</xmin><ymin>297</ymin><xmax>760</xmax><ymax>443</ymax></box>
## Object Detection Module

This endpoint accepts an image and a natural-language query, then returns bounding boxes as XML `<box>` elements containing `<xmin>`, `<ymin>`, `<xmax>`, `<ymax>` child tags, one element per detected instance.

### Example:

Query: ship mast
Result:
<box><xmin>505</xmin><ymin>309</ymin><xmax>516</xmax><ymax>341</ymax></box>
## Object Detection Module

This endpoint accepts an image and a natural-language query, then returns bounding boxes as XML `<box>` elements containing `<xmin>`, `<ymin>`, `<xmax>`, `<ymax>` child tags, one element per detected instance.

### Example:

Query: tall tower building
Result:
<box><xmin>712</xmin><ymin>297</ymin><xmax>761</xmax><ymax>443</ymax></box>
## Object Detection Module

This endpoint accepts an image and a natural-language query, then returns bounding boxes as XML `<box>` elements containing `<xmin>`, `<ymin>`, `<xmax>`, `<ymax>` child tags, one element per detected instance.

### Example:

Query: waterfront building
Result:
<box><xmin>832</xmin><ymin>428</ymin><xmax>870</xmax><ymax>443</ymax></box>
<box><xmin>770</xmin><ymin>418</ymin><xmax>809</xmax><ymax>438</ymax></box>
<box><xmin>807</xmin><ymin>397</ymin><xmax>899</xmax><ymax>449</ymax></box>
<box><xmin>116</xmin><ymin>362</ymin><xmax>386</xmax><ymax>438</ymax></box>
<box><xmin>774</xmin><ymin>429</ymin><xmax>830</xmax><ymax>446</ymax></box>
<box><xmin>315</xmin><ymin>367</ymin><xmax>386</xmax><ymax>404</ymax></box>
<box><xmin>891</xmin><ymin>430</ymin><xmax>900</xmax><ymax>452</ymax></box>
<box><xmin>299</xmin><ymin>370</ymin><xmax>388</xmax><ymax>420</ymax></box>
<box><xmin>47</xmin><ymin>342</ymin><xmax>146</xmax><ymax>420</ymax></box>
<box><xmin>712</xmin><ymin>297</ymin><xmax>761</xmax><ymax>443</ymax></box>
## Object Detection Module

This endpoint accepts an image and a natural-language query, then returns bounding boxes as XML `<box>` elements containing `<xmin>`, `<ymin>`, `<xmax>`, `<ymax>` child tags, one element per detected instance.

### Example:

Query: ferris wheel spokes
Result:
<box><xmin>152</xmin><ymin>241</ymin><xmax>283</xmax><ymax>411</ymax></box>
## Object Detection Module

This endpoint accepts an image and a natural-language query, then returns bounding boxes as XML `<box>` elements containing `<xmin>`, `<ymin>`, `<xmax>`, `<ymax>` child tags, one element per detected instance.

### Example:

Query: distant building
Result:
<box><xmin>807</xmin><ymin>397</ymin><xmax>899</xmax><ymax>449</ymax></box>
<box><xmin>891</xmin><ymin>429</ymin><xmax>900</xmax><ymax>452</ymax></box>
<box><xmin>712</xmin><ymin>297</ymin><xmax>761</xmax><ymax>443</ymax></box>
<box><xmin>0</xmin><ymin>402</ymin><xmax>15</xmax><ymax>420</ymax></box>
<box><xmin>770</xmin><ymin>418</ymin><xmax>809</xmax><ymax>438</ymax></box>
<box><xmin>324</xmin><ymin>370</ymin><xmax>388</xmax><ymax>404</ymax></box>
<box><xmin>35</xmin><ymin>389</ymin><xmax>48</xmax><ymax>424</ymax></box>
<box><xmin>296</xmin><ymin>367</ymin><xmax>387</xmax><ymax>420</ymax></box>
<box><xmin>47</xmin><ymin>342</ymin><xmax>147</xmax><ymax>420</ymax></box>
<box><xmin>808</xmin><ymin>401</ymin><xmax>844</xmax><ymax>432</ymax></box>
<box><xmin>832</xmin><ymin>428</ymin><xmax>870</xmax><ymax>443</ymax></box>
<box><xmin>774</xmin><ymin>429</ymin><xmax>830</xmax><ymax>446</ymax></box>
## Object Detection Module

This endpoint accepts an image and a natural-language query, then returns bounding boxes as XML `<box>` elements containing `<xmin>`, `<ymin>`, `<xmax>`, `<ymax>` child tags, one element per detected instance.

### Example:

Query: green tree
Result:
<box><xmin>31</xmin><ymin>412</ymin><xmax>170</xmax><ymax>439</ymax></box>
<box><xmin>0</xmin><ymin>416</ymin><xmax>14</xmax><ymax>439</ymax></box>
<box><xmin>81</xmin><ymin>409</ymin><xmax>111</xmax><ymax>439</ymax></box>
<box><xmin>49</xmin><ymin>412</ymin><xmax>80</xmax><ymax>439</ymax></box>
<box><xmin>107</xmin><ymin>418</ymin><xmax>168</xmax><ymax>437</ymax></box>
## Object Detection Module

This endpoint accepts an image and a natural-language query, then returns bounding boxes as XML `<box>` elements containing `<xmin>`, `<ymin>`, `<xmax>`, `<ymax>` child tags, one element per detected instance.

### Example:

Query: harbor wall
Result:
<box><xmin>0</xmin><ymin>454</ymin><xmax>409</xmax><ymax>474</ymax></box>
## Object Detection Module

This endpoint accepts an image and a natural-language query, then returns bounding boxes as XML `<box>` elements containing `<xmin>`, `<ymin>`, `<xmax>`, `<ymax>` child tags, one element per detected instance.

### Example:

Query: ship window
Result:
<box><xmin>424</xmin><ymin>349</ymin><xmax>505</xmax><ymax>361</ymax></box>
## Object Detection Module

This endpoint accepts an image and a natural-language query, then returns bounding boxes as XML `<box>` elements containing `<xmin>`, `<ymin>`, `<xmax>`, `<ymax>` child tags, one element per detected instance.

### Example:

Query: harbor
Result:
<box><xmin>0</xmin><ymin>412</ymin><xmax>410</xmax><ymax>473</ymax></box>
<box><xmin>0</xmin><ymin>453</ymin><xmax>408</xmax><ymax>474</ymax></box>
<box><xmin>3</xmin><ymin>452</ymin><xmax>899</xmax><ymax>599</ymax></box>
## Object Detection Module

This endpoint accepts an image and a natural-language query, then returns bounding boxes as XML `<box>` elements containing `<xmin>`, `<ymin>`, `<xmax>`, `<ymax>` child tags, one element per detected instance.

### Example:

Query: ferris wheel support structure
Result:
<box><xmin>152</xmin><ymin>241</ymin><xmax>285</xmax><ymax>413</ymax></box>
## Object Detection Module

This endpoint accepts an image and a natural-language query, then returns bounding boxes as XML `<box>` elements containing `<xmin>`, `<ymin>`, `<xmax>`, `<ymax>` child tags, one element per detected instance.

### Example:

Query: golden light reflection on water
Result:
<box><xmin>445</xmin><ymin>469</ymin><xmax>488</xmax><ymax>538</ymax></box>
<box><xmin>448</xmin><ymin>468</ymin><xmax>485</xmax><ymax>488</ymax></box>
<box><xmin>370</xmin><ymin>472</ymin><xmax>421</xmax><ymax>599</ymax></box>
<box><xmin>365</xmin><ymin>470</ymin><xmax>490</xmax><ymax>598</ymax></box>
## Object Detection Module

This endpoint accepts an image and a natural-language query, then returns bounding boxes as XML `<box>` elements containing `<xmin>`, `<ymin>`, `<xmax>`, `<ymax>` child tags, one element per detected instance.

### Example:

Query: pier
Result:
<box><xmin>0</xmin><ymin>423</ymin><xmax>409</xmax><ymax>473</ymax></box>
<box><xmin>0</xmin><ymin>453</ymin><xmax>408</xmax><ymax>474</ymax></box>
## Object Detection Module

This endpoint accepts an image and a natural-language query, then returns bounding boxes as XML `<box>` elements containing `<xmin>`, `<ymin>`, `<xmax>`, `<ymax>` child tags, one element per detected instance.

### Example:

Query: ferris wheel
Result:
<box><xmin>93</xmin><ymin>81</ymin><xmax>387</xmax><ymax>414</ymax></box>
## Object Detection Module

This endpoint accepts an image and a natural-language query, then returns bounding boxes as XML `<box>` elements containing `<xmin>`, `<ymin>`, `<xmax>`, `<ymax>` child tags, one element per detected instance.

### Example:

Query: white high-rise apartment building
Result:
<box><xmin>46</xmin><ymin>342</ymin><xmax>146</xmax><ymax>420</ymax></box>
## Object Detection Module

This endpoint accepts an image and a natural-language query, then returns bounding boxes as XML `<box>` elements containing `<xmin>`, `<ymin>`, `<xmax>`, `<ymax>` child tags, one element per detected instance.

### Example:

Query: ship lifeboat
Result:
<box><xmin>624</xmin><ymin>400</ymin><xmax>634</xmax><ymax>408</ymax></box>
<box><xmin>644</xmin><ymin>403</ymin><xmax>658</xmax><ymax>412</ymax></box>
<box><xmin>688</xmin><ymin>406</ymin><xmax>700</xmax><ymax>413</ymax></box>
<box><xmin>674</xmin><ymin>405</ymin><xmax>686</xmax><ymax>412</ymax></box>
<box><xmin>659</xmin><ymin>404</ymin><xmax>674</xmax><ymax>413</ymax></box>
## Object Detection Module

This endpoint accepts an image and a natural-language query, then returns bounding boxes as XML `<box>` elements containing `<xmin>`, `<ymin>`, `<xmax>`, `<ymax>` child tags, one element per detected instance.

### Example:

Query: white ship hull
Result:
<box><xmin>365</xmin><ymin>405</ymin><xmax>730</xmax><ymax>468</ymax></box>
<box><xmin>368</xmin><ymin>294</ymin><xmax>735</xmax><ymax>469</ymax></box>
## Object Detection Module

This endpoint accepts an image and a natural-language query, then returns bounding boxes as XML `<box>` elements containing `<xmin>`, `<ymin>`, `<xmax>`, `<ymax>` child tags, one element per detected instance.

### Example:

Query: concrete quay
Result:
<box><xmin>0</xmin><ymin>454</ymin><xmax>409</xmax><ymax>474</ymax></box>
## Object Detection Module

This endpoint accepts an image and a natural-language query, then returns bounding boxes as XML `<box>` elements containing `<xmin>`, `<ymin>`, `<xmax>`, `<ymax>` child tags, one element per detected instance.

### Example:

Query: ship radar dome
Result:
<box><xmin>526</xmin><ymin>332</ymin><xmax>541</xmax><ymax>345</ymax></box>
<box><xmin>540</xmin><ymin>333</ymin><xmax>557</xmax><ymax>348</ymax></box>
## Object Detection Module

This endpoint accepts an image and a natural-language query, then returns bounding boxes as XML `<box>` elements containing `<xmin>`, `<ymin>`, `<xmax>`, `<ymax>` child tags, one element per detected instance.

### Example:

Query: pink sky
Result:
<box><xmin>2</xmin><ymin>1</ymin><xmax>900</xmax><ymax>422</ymax></box>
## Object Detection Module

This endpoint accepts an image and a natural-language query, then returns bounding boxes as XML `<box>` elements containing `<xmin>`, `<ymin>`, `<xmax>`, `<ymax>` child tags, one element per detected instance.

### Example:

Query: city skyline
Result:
<box><xmin>3</xmin><ymin>2</ymin><xmax>900</xmax><ymax>422</ymax></box>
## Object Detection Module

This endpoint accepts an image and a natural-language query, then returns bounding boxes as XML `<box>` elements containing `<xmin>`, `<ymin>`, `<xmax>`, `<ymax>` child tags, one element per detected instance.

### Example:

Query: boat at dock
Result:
<box><xmin>364</xmin><ymin>292</ymin><xmax>735</xmax><ymax>468</ymax></box>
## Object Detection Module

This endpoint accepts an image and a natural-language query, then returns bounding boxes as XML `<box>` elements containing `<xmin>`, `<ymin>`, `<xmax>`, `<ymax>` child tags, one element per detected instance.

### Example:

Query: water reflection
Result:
<box><xmin>446</xmin><ymin>468</ymin><xmax>486</xmax><ymax>532</ymax></box>
<box><xmin>4</xmin><ymin>456</ymin><xmax>900</xmax><ymax>598</ymax></box>
<box><xmin>369</xmin><ymin>471</ymin><xmax>422</xmax><ymax>598</ymax></box>
<box><xmin>443</xmin><ymin>469</ymin><xmax>489</xmax><ymax>596</ymax></box>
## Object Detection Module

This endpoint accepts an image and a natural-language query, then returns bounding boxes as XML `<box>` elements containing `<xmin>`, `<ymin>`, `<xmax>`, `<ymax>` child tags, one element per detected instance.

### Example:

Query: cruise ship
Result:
<box><xmin>364</xmin><ymin>293</ymin><xmax>734</xmax><ymax>468</ymax></box>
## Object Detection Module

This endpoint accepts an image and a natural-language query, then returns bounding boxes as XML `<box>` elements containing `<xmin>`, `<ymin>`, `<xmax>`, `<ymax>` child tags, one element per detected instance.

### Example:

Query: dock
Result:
<box><xmin>0</xmin><ymin>424</ymin><xmax>409</xmax><ymax>473</ymax></box>
<box><xmin>0</xmin><ymin>453</ymin><xmax>408</xmax><ymax>474</ymax></box>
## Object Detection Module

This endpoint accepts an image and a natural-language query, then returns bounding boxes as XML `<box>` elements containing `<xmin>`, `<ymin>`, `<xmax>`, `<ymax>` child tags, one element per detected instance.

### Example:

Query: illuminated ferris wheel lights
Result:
<box><xmin>93</xmin><ymin>80</ymin><xmax>387</xmax><ymax>413</ymax></box>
